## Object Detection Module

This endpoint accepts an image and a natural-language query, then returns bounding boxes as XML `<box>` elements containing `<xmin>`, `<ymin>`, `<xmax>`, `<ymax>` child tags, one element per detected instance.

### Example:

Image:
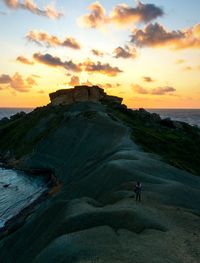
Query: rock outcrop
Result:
<box><xmin>49</xmin><ymin>85</ymin><xmax>123</xmax><ymax>106</ymax></box>
<box><xmin>0</xmin><ymin>101</ymin><xmax>200</xmax><ymax>263</ymax></box>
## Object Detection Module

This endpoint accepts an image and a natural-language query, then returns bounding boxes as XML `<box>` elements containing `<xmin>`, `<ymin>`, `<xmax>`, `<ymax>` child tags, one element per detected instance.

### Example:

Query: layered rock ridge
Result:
<box><xmin>49</xmin><ymin>85</ymin><xmax>123</xmax><ymax>106</ymax></box>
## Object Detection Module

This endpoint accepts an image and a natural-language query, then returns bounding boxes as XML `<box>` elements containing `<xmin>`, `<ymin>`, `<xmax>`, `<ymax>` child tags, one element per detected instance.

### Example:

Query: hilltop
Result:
<box><xmin>0</xmin><ymin>87</ymin><xmax>199</xmax><ymax>263</ymax></box>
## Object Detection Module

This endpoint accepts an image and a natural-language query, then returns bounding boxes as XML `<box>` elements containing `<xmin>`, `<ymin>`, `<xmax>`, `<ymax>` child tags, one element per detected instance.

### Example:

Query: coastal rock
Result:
<box><xmin>74</xmin><ymin>86</ymin><xmax>89</xmax><ymax>102</ymax></box>
<box><xmin>0</xmin><ymin>101</ymin><xmax>199</xmax><ymax>263</ymax></box>
<box><xmin>49</xmin><ymin>85</ymin><xmax>122</xmax><ymax>106</ymax></box>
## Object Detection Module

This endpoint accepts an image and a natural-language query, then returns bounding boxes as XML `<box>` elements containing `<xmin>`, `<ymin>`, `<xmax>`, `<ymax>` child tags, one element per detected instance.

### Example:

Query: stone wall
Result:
<box><xmin>49</xmin><ymin>85</ymin><xmax>122</xmax><ymax>106</ymax></box>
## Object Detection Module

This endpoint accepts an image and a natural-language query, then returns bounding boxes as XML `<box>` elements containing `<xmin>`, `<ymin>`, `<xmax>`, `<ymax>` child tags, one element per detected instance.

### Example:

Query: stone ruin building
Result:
<box><xmin>49</xmin><ymin>85</ymin><xmax>123</xmax><ymax>106</ymax></box>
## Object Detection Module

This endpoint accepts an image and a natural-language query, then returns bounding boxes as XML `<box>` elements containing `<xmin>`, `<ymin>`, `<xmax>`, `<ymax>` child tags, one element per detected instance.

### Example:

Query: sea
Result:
<box><xmin>0</xmin><ymin>108</ymin><xmax>200</xmax><ymax>127</ymax></box>
<box><xmin>147</xmin><ymin>109</ymin><xmax>200</xmax><ymax>127</ymax></box>
<box><xmin>0</xmin><ymin>107</ymin><xmax>47</xmax><ymax>229</ymax></box>
<box><xmin>0</xmin><ymin>168</ymin><xmax>47</xmax><ymax>229</ymax></box>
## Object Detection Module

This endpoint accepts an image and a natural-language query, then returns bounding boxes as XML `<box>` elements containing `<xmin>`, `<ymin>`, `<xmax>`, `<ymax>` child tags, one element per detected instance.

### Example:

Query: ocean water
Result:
<box><xmin>0</xmin><ymin>167</ymin><xmax>47</xmax><ymax>228</ymax></box>
<box><xmin>0</xmin><ymin>108</ymin><xmax>47</xmax><ymax>229</ymax></box>
<box><xmin>147</xmin><ymin>109</ymin><xmax>200</xmax><ymax>127</ymax></box>
<box><xmin>0</xmin><ymin>108</ymin><xmax>200</xmax><ymax>127</ymax></box>
<box><xmin>0</xmin><ymin>108</ymin><xmax>33</xmax><ymax>120</ymax></box>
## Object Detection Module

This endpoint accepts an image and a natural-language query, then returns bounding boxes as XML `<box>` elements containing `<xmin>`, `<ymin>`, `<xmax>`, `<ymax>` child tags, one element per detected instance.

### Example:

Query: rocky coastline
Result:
<box><xmin>0</xmin><ymin>93</ymin><xmax>199</xmax><ymax>263</ymax></box>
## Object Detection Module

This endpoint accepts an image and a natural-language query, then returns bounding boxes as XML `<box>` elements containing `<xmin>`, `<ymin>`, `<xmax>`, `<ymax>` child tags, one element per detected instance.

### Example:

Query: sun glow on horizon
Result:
<box><xmin>0</xmin><ymin>0</ymin><xmax>200</xmax><ymax>108</ymax></box>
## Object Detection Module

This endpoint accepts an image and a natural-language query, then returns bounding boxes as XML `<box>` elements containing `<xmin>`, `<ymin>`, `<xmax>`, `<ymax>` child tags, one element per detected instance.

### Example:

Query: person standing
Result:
<box><xmin>135</xmin><ymin>181</ymin><xmax>142</xmax><ymax>202</ymax></box>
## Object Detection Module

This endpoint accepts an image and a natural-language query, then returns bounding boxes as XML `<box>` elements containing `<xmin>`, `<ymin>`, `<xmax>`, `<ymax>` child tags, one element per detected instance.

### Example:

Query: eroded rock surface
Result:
<box><xmin>0</xmin><ymin>102</ymin><xmax>199</xmax><ymax>263</ymax></box>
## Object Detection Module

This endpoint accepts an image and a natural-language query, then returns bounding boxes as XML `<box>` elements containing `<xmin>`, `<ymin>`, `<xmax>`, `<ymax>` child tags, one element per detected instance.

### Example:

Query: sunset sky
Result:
<box><xmin>0</xmin><ymin>0</ymin><xmax>200</xmax><ymax>108</ymax></box>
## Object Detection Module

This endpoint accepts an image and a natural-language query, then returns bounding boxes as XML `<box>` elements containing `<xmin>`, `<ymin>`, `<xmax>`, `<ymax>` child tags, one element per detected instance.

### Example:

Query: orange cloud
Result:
<box><xmin>0</xmin><ymin>72</ymin><xmax>37</xmax><ymax>92</ymax></box>
<box><xmin>3</xmin><ymin>0</ymin><xmax>63</xmax><ymax>19</ymax></box>
<box><xmin>131</xmin><ymin>23</ymin><xmax>200</xmax><ymax>49</ymax></box>
<box><xmin>114</xmin><ymin>45</ymin><xmax>137</xmax><ymax>59</ymax></box>
<box><xmin>68</xmin><ymin>76</ymin><xmax>80</xmax><ymax>86</ymax></box>
<box><xmin>82</xmin><ymin>60</ymin><xmax>123</xmax><ymax>76</ymax></box>
<box><xmin>79</xmin><ymin>1</ymin><xmax>163</xmax><ymax>29</ymax></box>
<box><xmin>132</xmin><ymin>84</ymin><xmax>176</xmax><ymax>95</ymax></box>
<box><xmin>91</xmin><ymin>49</ymin><xmax>104</xmax><ymax>57</ymax></box>
<box><xmin>79</xmin><ymin>1</ymin><xmax>108</xmax><ymax>29</ymax></box>
<box><xmin>27</xmin><ymin>30</ymin><xmax>80</xmax><ymax>49</ymax></box>
<box><xmin>101</xmin><ymin>83</ymin><xmax>121</xmax><ymax>89</ymax></box>
<box><xmin>67</xmin><ymin>75</ymin><xmax>93</xmax><ymax>86</ymax></box>
<box><xmin>142</xmin><ymin>76</ymin><xmax>154</xmax><ymax>82</ymax></box>
<box><xmin>16</xmin><ymin>56</ymin><xmax>34</xmax><ymax>65</ymax></box>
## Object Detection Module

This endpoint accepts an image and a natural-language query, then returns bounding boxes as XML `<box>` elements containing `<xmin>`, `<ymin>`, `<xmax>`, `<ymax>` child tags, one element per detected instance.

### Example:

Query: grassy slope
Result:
<box><xmin>0</xmin><ymin>103</ymin><xmax>200</xmax><ymax>176</ymax></box>
<box><xmin>108</xmin><ymin>105</ymin><xmax>200</xmax><ymax>176</ymax></box>
<box><xmin>0</xmin><ymin>105</ymin><xmax>69</xmax><ymax>159</ymax></box>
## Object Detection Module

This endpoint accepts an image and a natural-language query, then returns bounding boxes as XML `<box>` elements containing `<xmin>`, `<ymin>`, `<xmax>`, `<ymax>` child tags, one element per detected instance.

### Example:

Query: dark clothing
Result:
<box><xmin>136</xmin><ymin>192</ymin><xmax>141</xmax><ymax>202</ymax></box>
<box><xmin>135</xmin><ymin>183</ymin><xmax>142</xmax><ymax>202</ymax></box>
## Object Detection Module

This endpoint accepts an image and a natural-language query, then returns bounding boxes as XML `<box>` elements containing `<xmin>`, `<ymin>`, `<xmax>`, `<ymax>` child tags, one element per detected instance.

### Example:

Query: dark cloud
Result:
<box><xmin>80</xmin><ymin>1</ymin><xmax>163</xmax><ymax>29</ymax></box>
<box><xmin>142</xmin><ymin>76</ymin><xmax>154</xmax><ymax>82</ymax></box>
<box><xmin>91</xmin><ymin>49</ymin><xmax>104</xmax><ymax>57</ymax></box>
<box><xmin>0</xmin><ymin>74</ymin><xmax>12</xmax><ymax>84</ymax></box>
<box><xmin>3</xmin><ymin>0</ymin><xmax>63</xmax><ymax>19</ymax></box>
<box><xmin>27</xmin><ymin>30</ymin><xmax>81</xmax><ymax>50</ymax></box>
<box><xmin>16</xmin><ymin>56</ymin><xmax>34</xmax><ymax>65</ymax></box>
<box><xmin>82</xmin><ymin>60</ymin><xmax>123</xmax><ymax>76</ymax></box>
<box><xmin>131</xmin><ymin>23</ymin><xmax>200</xmax><ymax>49</ymax></box>
<box><xmin>0</xmin><ymin>72</ymin><xmax>37</xmax><ymax>92</ymax></box>
<box><xmin>111</xmin><ymin>1</ymin><xmax>163</xmax><ymax>25</ymax></box>
<box><xmin>114</xmin><ymin>45</ymin><xmax>137</xmax><ymax>59</ymax></box>
<box><xmin>131</xmin><ymin>23</ymin><xmax>184</xmax><ymax>47</ymax></box>
<box><xmin>132</xmin><ymin>84</ymin><xmax>176</xmax><ymax>95</ymax></box>
<box><xmin>33</xmin><ymin>53</ymin><xmax>122</xmax><ymax>76</ymax></box>
<box><xmin>33</xmin><ymin>53</ymin><xmax>81</xmax><ymax>72</ymax></box>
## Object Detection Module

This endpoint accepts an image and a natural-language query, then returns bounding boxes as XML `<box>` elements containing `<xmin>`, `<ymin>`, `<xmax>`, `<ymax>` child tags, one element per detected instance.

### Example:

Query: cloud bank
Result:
<box><xmin>33</xmin><ymin>53</ymin><xmax>123</xmax><ymax>76</ymax></box>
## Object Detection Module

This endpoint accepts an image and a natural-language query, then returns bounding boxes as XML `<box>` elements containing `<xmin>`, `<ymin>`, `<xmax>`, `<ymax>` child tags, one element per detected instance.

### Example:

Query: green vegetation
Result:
<box><xmin>0</xmin><ymin>103</ymin><xmax>200</xmax><ymax>176</ymax></box>
<box><xmin>108</xmin><ymin>105</ymin><xmax>200</xmax><ymax>176</ymax></box>
<box><xmin>0</xmin><ymin>105</ymin><xmax>70</xmax><ymax>159</ymax></box>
